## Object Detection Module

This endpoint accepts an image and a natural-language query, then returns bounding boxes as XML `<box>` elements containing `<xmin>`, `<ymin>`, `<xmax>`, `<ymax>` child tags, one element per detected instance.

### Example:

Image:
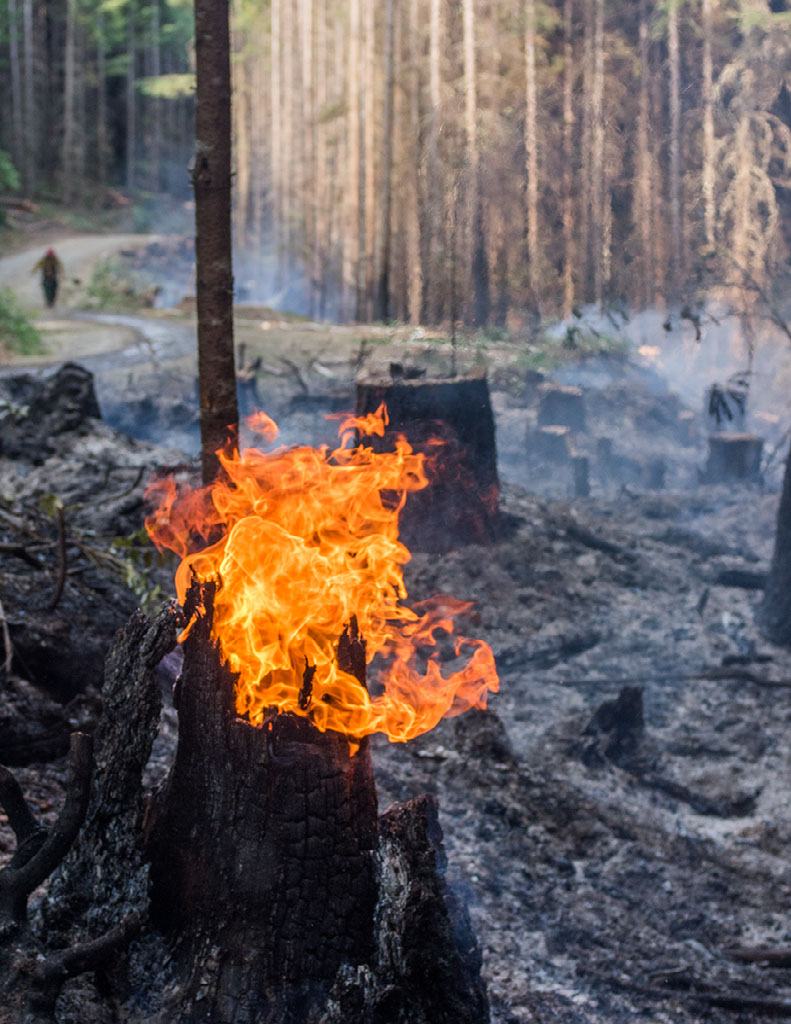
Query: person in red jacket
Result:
<box><xmin>32</xmin><ymin>248</ymin><xmax>64</xmax><ymax>308</ymax></box>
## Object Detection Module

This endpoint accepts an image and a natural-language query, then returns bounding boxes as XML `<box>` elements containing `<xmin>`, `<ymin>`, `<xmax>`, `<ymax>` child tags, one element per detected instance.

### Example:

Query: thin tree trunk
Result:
<box><xmin>271</xmin><ymin>0</ymin><xmax>282</xmax><ymax>290</ymax></box>
<box><xmin>375</xmin><ymin>0</ymin><xmax>396</xmax><ymax>322</ymax></box>
<box><xmin>406</xmin><ymin>0</ymin><xmax>422</xmax><ymax>323</ymax></box>
<box><xmin>759</xmin><ymin>443</ymin><xmax>791</xmax><ymax>646</ymax></box>
<box><xmin>301</xmin><ymin>0</ymin><xmax>315</xmax><ymax>313</ymax></box>
<box><xmin>463</xmin><ymin>0</ymin><xmax>489</xmax><ymax>325</ymax></box>
<box><xmin>702</xmin><ymin>0</ymin><xmax>716</xmax><ymax>251</ymax></box>
<box><xmin>231</xmin><ymin>6</ymin><xmax>250</xmax><ymax>256</ymax></box>
<box><xmin>193</xmin><ymin>0</ymin><xmax>238</xmax><ymax>483</ymax></box>
<box><xmin>591</xmin><ymin>0</ymin><xmax>605</xmax><ymax>305</ymax></box>
<box><xmin>524</xmin><ymin>0</ymin><xmax>539</xmax><ymax>297</ymax></box>
<box><xmin>8</xmin><ymin>0</ymin><xmax>24</xmax><ymax>178</ymax></box>
<box><xmin>344</xmin><ymin>0</ymin><xmax>361</xmax><ymax>318</ymax></box>
<box><xmin>282</xmin><ymin>0</ymin><xmax>294</xmax><ymax>292</ymax></box>
<box><xmin>22</xmin><ymin>0</ymin><xmax>36</xmax><ymax>195</ymax></box>
<box><xmin>126</xmin><ymin>9</ymin><xmax>136</xmax><ymax>194</ymax></box>
<box><xmin>313</xmin><ymin>0</ymin><xmax>327</xmax><ymax>317</ymax></box>
<box><xmin>580</xmin><ymin>0</ymin><xmax>593</xmax><ymax>301</ymax></box>
<box><xmin>62</xmin><ymin>0</ymin><xmax>76</xmax><ymax>204</ymax></box>
<box><xmin>150</xmin><ymin>0</ymin><xmax>162</xmax><ymax>192</ymax></box>
<box><xmin>363</xmin><ymin>0</ymin><xmax>376</xmax><ymax>320</ymax></box>
<box><xmin>561</xmin><ymin>0</ymin><xmax>575</xmax><ymax>316</ymax></box>
<box><xmin>96</xmin><ymin>7</ymin><xmax>108</xmax><ymax>189</ymax></box>
<box><xmin>668</xmin><ymin>0</ymin><xmax>682</xmax><ymax>303</ymax></box>
<box><xmin>425</xmin><ymin>0</ymin><xmax>442</xmax><ymax>323</ymax></box>
<box><xmin>636</xmin><ymin>0</ymin><xmax>654</xmax><ymax>307</ymax></box>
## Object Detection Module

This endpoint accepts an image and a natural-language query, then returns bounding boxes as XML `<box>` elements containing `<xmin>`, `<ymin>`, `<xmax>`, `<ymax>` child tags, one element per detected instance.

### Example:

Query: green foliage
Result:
<box><xmin>0</xmin><ymin>289</ymin><xmax>44</xmax><ymax>356</ymax></box>
<box><xmin>109</xmin><ymin>527</ymin><xmax>173</xmax><ymax>615</ymax></box>
<box><xmin>0</xmin><ymin>149</ymin><xmax>20</xmax><ymax>192</ymax></box>
<box><xmin>138</xmin><ymin>72</ymin><xmax>195</xmax><ymax>98</ymax></box>
<box><xmin>84</xmin><ymin>257</ymin><xmax>157</xmax><ymax>311</ymax></box>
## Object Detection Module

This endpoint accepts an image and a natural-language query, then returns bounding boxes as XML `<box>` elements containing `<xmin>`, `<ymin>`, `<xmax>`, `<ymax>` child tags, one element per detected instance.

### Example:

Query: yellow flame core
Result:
<box><xmin>145</xmin><ymin>406</ymin><xmax>499</xmax><ymax>742</ymax></box>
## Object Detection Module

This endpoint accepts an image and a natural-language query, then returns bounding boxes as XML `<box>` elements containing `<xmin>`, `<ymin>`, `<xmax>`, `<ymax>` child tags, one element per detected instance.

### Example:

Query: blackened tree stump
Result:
<box><xmin>759</xmin><ymin>442</ymin><xmax>791</xmax><ymax>646</ymax></box>
<box><xmin>530</xmin><ymin>425</ymin><xmax>573</xmax><ymax>464</ymax></box>
<box><xmin>536</xmin><ymin>383</ymin><xmax>586</xmax><ymax>432</ymax></box>
<box><xmin>356</xmin><ymin>374</ymin><xmax>499</xmax><ymax>553</ymax></box>
<box><xmin>703</xmin><ymin>433</ymin><xmax>763</xmax><ymax>483</ymax></box>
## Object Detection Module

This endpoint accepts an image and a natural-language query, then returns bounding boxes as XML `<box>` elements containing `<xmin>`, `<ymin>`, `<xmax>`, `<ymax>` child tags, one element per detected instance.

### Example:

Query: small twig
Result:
<box><xmin>48</xmin><ymin>506</ymin><xmax>68</xmax><ymax>611</ymax></box>
<box><xmin>280</xmin><ymin>356</ymin><xmax>310</xmax><ymax>395</ymax></box>
<box><xmin>0</xmin><ymin>597</ymin><xmax>12</xmax><ymax>676</ymax></box>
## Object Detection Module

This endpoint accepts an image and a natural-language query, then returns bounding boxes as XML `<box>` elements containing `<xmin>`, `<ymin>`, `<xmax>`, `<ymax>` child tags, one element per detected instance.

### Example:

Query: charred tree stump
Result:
<box><xmin>530</xmin><ymin>425</ymin><xmax>573</xmax><ymax>464</ymax></box>
<box><xmin>355</xmin><ymin>374</ymin><xmax>499</xmax><ymax>553</ymax></box>
<box><xmin>759</xmin><ymin>441</ymin><xmax>791</xmax><ymax>646</ymax></box>
<box><xmin>703</xmin><ymin>433</ymin><xmax>763</xmax><ymax>483</ymax></box>
<box><xmin>536</xmin><ymin>383</ymin><xmax>586</xmax><ymax>432</ymax></box>
<box><xmin>146</xmin><ymin>583</ymin><xmax>380</xmax><ymax>1022</ymax></box>
<box><xmin>572</xmin><ymin>455</ymin><xmax>590</xmax><ymax>497</ymax></box>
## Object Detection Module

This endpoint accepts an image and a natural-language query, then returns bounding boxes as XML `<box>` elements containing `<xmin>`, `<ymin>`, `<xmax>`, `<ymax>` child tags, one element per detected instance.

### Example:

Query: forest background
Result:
<box><xmin>1</xmin><ymin>0</ymin><xmax>791</xmax><ymax>329</ymax></box>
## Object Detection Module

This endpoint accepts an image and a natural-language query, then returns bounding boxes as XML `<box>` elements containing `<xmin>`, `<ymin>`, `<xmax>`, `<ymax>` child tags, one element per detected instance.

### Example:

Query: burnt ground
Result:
<box><xmin>1</xmin><ymin>344</ymin><xmax>791</xmax><ymax>1023</ymax></box>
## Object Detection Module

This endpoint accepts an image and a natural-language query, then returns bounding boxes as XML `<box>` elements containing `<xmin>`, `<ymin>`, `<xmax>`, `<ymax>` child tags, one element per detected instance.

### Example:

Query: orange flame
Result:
<box><xmin>145</xmin><ymin>405</ymin><xmax>498</xmax><ymax>742</ymax></box>
<box><xmin>245</xmin><ymin>410</ymin><xmax>279</xmax><ymax>444</ymax></box>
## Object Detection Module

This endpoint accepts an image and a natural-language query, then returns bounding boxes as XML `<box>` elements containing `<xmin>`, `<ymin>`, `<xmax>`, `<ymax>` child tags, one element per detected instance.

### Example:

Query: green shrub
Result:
<box><xmin>0</xmin><ymin>289</ymin><xmax>44</xmax><ymax>356</ymax></box>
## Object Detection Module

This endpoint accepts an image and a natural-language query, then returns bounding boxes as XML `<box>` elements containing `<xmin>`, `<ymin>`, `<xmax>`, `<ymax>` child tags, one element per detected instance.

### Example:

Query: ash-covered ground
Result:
<box><xmin>1</xmin><ymin>340</ymin><xmax>790</xmax><ymax>1023</ymax></box>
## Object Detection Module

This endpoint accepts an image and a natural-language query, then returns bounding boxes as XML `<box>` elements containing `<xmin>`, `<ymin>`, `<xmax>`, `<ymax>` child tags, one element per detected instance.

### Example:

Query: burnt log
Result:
<box><xmin>531</xmin><ymin>425</ymin><xmax>572</xmax><ymax>464</ymax></box>
<box><xmin>356</xmin><ymin>374</ymin><xmax>499</xmax><ymax>553</ymax></box>
<box><xmin>703</xmin><ymin>433</ymin><xmax>763</xmax><ymax>483</ymax></box>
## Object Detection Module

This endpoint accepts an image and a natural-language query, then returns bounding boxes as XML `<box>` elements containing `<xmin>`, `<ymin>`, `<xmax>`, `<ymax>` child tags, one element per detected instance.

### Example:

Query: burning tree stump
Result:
<box><xmin>146</xmin><ymin>584</ymin><xmax>379</xmax><ymax>1021</ymax></box>
<box><xmin>703</xmin><ymin>433</ymin><xmax>763</xmax><ymax>484</ymax></box>
<box><xmin>355</xmin><ymin>374</ymin><xmax>499</xmax><ymax>553</ymax></box>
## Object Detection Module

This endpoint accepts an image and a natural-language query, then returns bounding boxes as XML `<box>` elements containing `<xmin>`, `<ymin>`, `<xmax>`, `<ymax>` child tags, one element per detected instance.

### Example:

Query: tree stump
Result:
<box><xmin>530</xmin><ymin>425</ymin><xmax>572</xmax><ymax>464</ymax></box>
<box><xmin>572</xmin><ymin>455</ymin><xmax>590</xmax><ymax>497</ymax></box>
<box><xmin>146</xmin><ymin>584</ymin><xmax>379</xmax><ymax>1021</ymax></box>
<box><xmin>355</xmin><ymin>374</ymin><xmax>499</xmax><ymax>553</ymax></box>
<box><xmin>536</xmin><ymin>383</ymin><xmax>586</xmax><ymax>432</ymax></box>
<box><xmin>703</xmin><ymin>433</ymin><xmax>763</xmax><ymax>483</ymax></box>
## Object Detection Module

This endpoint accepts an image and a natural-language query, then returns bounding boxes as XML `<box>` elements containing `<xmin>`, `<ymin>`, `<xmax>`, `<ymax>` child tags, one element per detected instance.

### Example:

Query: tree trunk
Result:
<box><xmin>668</xmin><ymin>0</ymin><xmax>682</xmax><ymax>304</ymax></box>
<box><xmin>22</xmin><ymin>0</ymin><xmax>35</xmax><ymax>195</ymax></box>
<box><xmin>375</xmin><ymin>0</ymin><xmax>396</xmax><ymax>322</ymax></box>
<box><xmin>591</xmin><ymin>0</ymin><xmax>605</xmax><ymax>305</ymax></box>
<box><xmin>406</xmin><ymin>0</ymin><xmax>423</xmax><ymax>323</ymax></box>
<box><xmin>8</xmin><ymin>0</ymin><xmax>24</xmax><ymax>178</ymax></box>
<box><xmin>425</xmin><ymin>0</ymin><xmax>442</xmax><ymax>324</ymax></box>
<box><xmin>193</xmin><ymin>0</ymin><xmax>238</xmax><ymax>483</ymax></box>
<box><xmin>463</xmin><ymin>0</ymin><xmax>489</xmax><ymax>326</ymax></box>
<box><xmin>126</xmin><ymin>9</ymin><xmax>136</xmax><ymax>194</ymax></box>
<box><xmin>62</xmin><ymin>0</ymin><xmax>76</xmax><ymax>204</ymax></box>
<box><xmin>525</xmin><ymin>0</ymin><xmax>539</xmax><ymax>298</ymax></box>
<box><xmin>635</xmin><ymin>0</ymin><xmax>654</xmax><ymax>307</ymax></box>
<box><xmin>96</xmin><ymin>6</ymin><xmax>108</xmax><ymax>189</ymax></box>
<box><xmin>150</xmin><ymin>0</ymin><xmax>162</xmax><ymax>192</ymax></box>
<box><xmin>363</xmin><ymin>0</ymin><xmax>376</xmax><ymax>320</ymax></box>
<box><xmin>561</xmin><ymin>0</ymin><xmax>575</xmax><ymax>316</ymax></box>
<box><xmin>701</xmin><ymin>0</ymin><xmax>716</xmax><ymax>251</ymax></box>
<box><xmin>760</xmin><ymin>444</ymin><xmax>791</xmax><ymax>645</ymax></box>
<box><xmin>344</xmin><ymin>0</ymin><xmax>361</xmax><ymax>318</ymax></box>
<box><xmin>271</xmin><ymin>0</ymin><xmax>282</xmax><ymax>289</ymax></box>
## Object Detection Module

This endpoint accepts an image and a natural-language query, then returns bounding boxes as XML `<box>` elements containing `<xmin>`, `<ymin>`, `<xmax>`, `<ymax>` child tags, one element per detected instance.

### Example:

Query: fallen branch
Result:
<box><xmin>0</xmin><ymin>733</ymin><xmax>93</xmax><ymax>922</ymax></box>
<box><xmin>0</xmin><ymin>543</ymin><xmax>45</xmax><ymax>569</ymax></box>
<box><xmin>730</xmin><ymin>947</ymin><xmax>791</xmax><ymax>968</ymax></box>
<box><xmin>25</xmin><ymin>912</ymin><xmax>145</xmax><ymax>1023</ymax></box>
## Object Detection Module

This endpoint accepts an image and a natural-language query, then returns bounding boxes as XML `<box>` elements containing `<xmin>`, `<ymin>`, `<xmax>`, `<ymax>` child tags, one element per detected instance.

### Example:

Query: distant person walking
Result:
<box><xmin>32</xmin><ymin>248</ymin><xmax>64</xmax><ymax>308</ymax></box>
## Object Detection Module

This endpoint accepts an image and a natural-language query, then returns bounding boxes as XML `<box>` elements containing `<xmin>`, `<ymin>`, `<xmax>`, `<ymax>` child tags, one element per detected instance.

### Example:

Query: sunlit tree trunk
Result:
<box><xmin>363</xmin><ymin>0</ymin><xmax>376</xmax><ymax>320</ymax></box>
<box><xmin>463</xmin><ymin>0</ymin><xmax>489</xmax><ymax>325</ymax></box>
<box><xmin>231</xmin><ymin>8</ymin><xmax>250</xmax><ymax>253</ymax></box>
<box><xmin>702</xmin><ymin>0</ymin><xmax>716</xmax><ymax>251</ymax></box>
<box><xmin>635</xmin><ymin>0</ymin><xmax>654</xmax><ymax>307</ymax></box>
<box><xmin>271</xmin><ymin>0</ymin><xmax>282</xmax><ymax>288</ymax></box>
<box><xmin>406</xmin><ymin>0</ymin><xmax>422</xmax><ymax>322</ymax></box>
<box><xmin>425</xmin><ymin>0</ymin><xmax>442</xmax><ymax>323</ymax></box>
<box><xmin>375</xmin><ymin>0</ymin><xmax>396</xmax><ymax>321</ymax></box>
<box><xmin>580</xmin><ymin>0</ymin><xmax>593</xmax><ymax>301</ymax></box>
<box><xmin>344</xmin><ymin>0</ymin><xmax>361</xmax><ymax>318</ymax></box>
<box><xmin>7</xmin><ymin>0</ymin><xmax>23</xmax><ymax>177</ymax></box>
<box><xmin>22</xmin><ymin>0</ymin><xmax>35</xmax><ymax>194</ymax></box>
<box><xmin>313</xmin><ymin>0</ymin><xmax>327</xmax><ymax>316</ymax></box>
<box><xmin>300</xmin><ymin>0</ymin><xmax>315</xmax><ymax>313</ymax></box>
<box><xmin>591</xmin><ymin>0</ymin><xmax>605</xmax><ymax>305</ymax></box>
<box><xmin>668</xmin><ymin>0</ymin><xmax>682</xmax><ymax>303</ymax></box>
<box><xmin>193</xmin><ymin>0</ymin><xmax>238</xmax><ymax>483</ymax></box>
<box><xmin>62</xmin><ymin>0</ymin><xmax>76</xmax><ymax>203</ymax></box>
<box><xmin>561</xmin><ymin>0</ymin><xmax>575</xmax><ymax>316</ymax></box>
<box><xmin>525</xmin><ymin>0</ymin><xmax>539</xmax><ymax>298</ymax></box>
<box><xmin>282</xmin><ymin>0</ymin><xmax>294</xmax><ymax>287</ymax></box>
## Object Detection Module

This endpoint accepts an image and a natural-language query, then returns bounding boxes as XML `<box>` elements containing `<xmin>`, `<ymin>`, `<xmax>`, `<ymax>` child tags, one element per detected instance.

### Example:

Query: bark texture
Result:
<box><xmin>759</xmin><ymin>442</ymin><xmax>791</xmax><ymax>646</ymax></box>
<box><xmin>193</xmin><ymin>0</ymin><xmax>238</xmax><ymax>483</ymax></box>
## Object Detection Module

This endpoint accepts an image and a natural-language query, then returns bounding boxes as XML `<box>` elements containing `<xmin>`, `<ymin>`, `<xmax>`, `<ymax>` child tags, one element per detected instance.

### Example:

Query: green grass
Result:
<box><xmin>0</xmin><ymin>288</ymin><xmax>44</xmax><ymax>356</ymax></box>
